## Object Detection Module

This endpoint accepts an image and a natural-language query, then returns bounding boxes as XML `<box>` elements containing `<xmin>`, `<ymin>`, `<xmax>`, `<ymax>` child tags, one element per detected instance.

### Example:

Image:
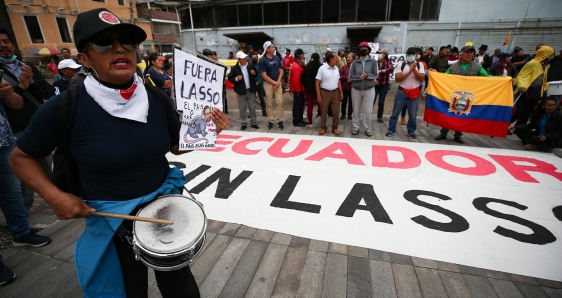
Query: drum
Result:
<box><xmin>131</xmin><ymin>194</ymin><xmax>207</xmax><ymax>271</ymax></box>
<box><xmin>547</xmin><ymin>81</ymin><xmax>562</xmax><ymax>96</ymax></box>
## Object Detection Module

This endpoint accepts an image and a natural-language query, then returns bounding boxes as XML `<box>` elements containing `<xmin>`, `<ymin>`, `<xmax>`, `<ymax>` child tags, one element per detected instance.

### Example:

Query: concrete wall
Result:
<box><xmin>439</xmin><ymin>0</ymin><xmax>562</xmax><ymax>22</ymax></box>
<box><xmin>183</xmin><ymin>23</ymin><xmax>407</xmax><ymax>61</ymax></box>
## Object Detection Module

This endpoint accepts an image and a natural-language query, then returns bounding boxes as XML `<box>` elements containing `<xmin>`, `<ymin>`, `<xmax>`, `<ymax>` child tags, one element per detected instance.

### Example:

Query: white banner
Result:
<box><xmin>167</xmin><ymin>131</ymin><xmax>562</xmax><ymax>281</ymax></box>
<box><xmin>173</xmin><ymin>48</ymin><xmax>225</xmax><ymax>150</ymax></box>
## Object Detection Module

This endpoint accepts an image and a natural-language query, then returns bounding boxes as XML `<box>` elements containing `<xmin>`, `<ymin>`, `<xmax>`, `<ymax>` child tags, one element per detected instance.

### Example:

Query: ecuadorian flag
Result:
<box><xmin>424</xmin><ymin>72</ymin><xmax>513</xmax><ymax>137</ymax></box>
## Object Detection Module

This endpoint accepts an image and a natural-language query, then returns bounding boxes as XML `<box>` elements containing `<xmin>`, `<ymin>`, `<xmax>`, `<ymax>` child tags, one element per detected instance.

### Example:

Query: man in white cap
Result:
<box><xmin>227</xmin><ymin>51</ymin><xmax>259</xmax><ymax>130</ymax></box>
<box><xmin>258</xmin><ymin>41</ymin><xmax>285</xmax><ymax>129</ymax></box>
<box><xmin>53</xmin><ymin>59</ymin><xmax>82</xmax><ymax>95</ymax></box>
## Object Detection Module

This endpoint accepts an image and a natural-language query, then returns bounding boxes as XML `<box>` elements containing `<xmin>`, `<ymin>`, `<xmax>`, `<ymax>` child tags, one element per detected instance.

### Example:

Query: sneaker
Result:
<box><xmin>241</xmin><ymin>125</ymin><xmax>247</xmax><ymax>130</ymax></box>
<box><xmin>385</xmin><ymin>131</ymin><xmax>394</xmax><ymax>137</ymax></box>
<box><xmin>365</xmin><ymin>131</ymin><xmax>373</xmax><ymax>137</ymax></box>
<box><xmin>524</xmin><ymin>144</ymin><xmax>540</xmax><ymax>151</ymax></box>
<box><xmin>507</xmin><ymin>129</ymin><xmax>513</xmax><ymax>135</ymax></box>
<box><xmin>454</xmin><ymin>136</ymin><xmax>464</xmax><ymax>144</ymax></box>
<box><xmin>315</xmin><ymin>114</ymin><xmax>320</xmax><ymax>118</ymax></box>
<box><xmin>12</xmin><ymin>232</ymin><xmax>51</xmax><ymax>247</ymax></box>
<box><xmin>435</xmin><ymin>135</ymin><xmax>447</xmax><ymax>140</ymax></box>
<box><xmin>0</xmin><ymin>259</ymin><xmax>16</xmax><ymax>286</ymax></box>
<box><xmin>251</xmin><ymin>124</ymin><xmax>259</xmax><ymax>129</ymax></box>
<box><xmin>408</xmin><ymin>132</ymin><xmax>416</xmax><ymax>139</ymax></box>
<box><xmin>352</xmin><ymin>129</ymin><xmax>359</xmax><ymax>135</ymax></box>
<box><xmin>340</xmin><ymin>115</ymin><xmax>345</xmax><ymax>120</ymax></box>
<box><xmin>348</xmin><ymin>114</ymin><xmax>352</xmax><ymax>120</ymax></box>
<box><xmin>377</xmin><ymin>118</ymin><xmax>383</xmax><ymax>123</ymax></box>
<box><xmin>278</xmin><ymin>122</ymin><xmax>284</xmax><ymax>129</ymax></box>
<box><xmin>268</xmin><ymin>122</ymin><xmax>273</xmax><ymax>129</ymax></box>
<box><xmin>328</xmin><ymin>115</ymin><xmax>333</xmax><ymax>119</ymax></box>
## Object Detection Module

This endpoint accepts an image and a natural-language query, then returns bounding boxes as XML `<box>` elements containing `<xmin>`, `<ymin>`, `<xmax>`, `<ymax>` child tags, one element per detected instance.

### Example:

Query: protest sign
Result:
<box><xmin>174</xmin><ymin>48</ymin><xmax>226</xmax><ymax>150</ymax></box>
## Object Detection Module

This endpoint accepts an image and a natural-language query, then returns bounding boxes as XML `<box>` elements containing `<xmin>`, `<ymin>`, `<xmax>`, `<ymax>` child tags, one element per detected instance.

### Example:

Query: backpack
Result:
<box><xmin>51</xmin><ymin>83</ymin><xmax>176</xmax><ymax>196</ymax></box>
<box><xmin>400</xmin><ymin>61</ymin><xmax>420</xmax><ymax>73</ymax></box>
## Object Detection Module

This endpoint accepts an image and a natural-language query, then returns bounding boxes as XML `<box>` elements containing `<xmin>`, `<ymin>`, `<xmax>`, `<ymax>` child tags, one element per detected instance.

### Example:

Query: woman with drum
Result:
<box><xmin>8</xmin><ymin>8</ymin><xmax>227</xmax><ymax>298</ymax></box>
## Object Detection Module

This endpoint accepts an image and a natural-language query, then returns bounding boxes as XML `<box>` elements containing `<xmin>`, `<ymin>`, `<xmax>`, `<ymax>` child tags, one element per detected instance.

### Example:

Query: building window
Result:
<box><xmin>56</xmin><ymin>17</ymin><xmax>72</xmax><ymax>43</ymax></box>
<box><xmin>389</xmin><ymin>0</ymin><xmax>411</xmax><ymax>21</ymax></box>
<box><xmin>421</xmin><ymin>0</ymin><xmax>441</xmax><ymax>21</ymax></box>
<box><xmin>264</xmin><ymin>2</ymin><xmax>288</xmax><ymax>26</ymax></box>
<box><xmin>340</xmin><ymin>0</ymin><xmax>356</xmax><ymax>22</ymax></box>
<box><xmin>179</xmin><ymin>10</ymin><xmax>192</xmax><ymax>30</ymax></box>
<box><xmin>153</xmin><ymin>23</ymin><xmax>178</xmax><ymax>35</ymax></box>
<box><xmin>214</xmin><ymin>6</ymin><xmax>237</xmax><ymax>27</ymax></box>
<box><xmin>357</xmin><ymin>0</ymin><xmax>386</xmax><ymax>22</ymax></box>
<box><xmin>238</xmin><ymin>4</ymin><xmax>262</xmax><ymax>27</ymax></box>
<box><xmin>322</xmin><ymin>0</ymin><xmax>339</xmax><ymax>23</ymax></box>
<box><xmin>118</xmin><ymin>0</ymin><xmax>124</xmax><ymax>5</ymax></box>
<box><xmin>23</xmin><ymin>16</ymin><xmax>44</xmax><ymax>43</ymax></box>
<box><xmin>192</xmin><ymin>7</ymin><xmax>214</xmax><ymax>28</ymax></box>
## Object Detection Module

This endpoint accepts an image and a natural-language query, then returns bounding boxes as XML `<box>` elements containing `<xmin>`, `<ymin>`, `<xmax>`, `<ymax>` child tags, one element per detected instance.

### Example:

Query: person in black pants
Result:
<box><xmin>290</xmin><ymin>49</ymin><xmax>307</xmax><ymax>127</ymax></box>
<box><xmin>512</xmin><ymin>97</ymin><xmax>562</xmax><ymax>152</ymax></box>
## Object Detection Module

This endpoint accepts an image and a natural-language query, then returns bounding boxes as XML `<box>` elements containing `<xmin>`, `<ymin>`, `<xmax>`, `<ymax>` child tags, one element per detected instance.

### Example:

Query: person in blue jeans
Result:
<box><xmin>0</xmin><ymin>79</ymin><xmax>51</xmax><ymax>285</ymax></box>
<box><xmin>385</xmin><ymin>48</ymin><xmax>425</xmax><ymax>139</ymax></box>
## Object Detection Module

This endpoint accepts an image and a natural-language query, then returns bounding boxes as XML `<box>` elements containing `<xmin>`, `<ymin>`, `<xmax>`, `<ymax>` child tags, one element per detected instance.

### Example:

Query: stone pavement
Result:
<box><xmin>1</xmin><ymin>90</ymin><xmax>562</xmax><ymax>297</ymax></box>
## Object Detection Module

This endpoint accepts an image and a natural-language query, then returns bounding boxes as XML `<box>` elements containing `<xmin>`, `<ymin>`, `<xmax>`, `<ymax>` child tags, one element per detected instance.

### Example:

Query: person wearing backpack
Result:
<box><xmin>385</xmin><ymin>47</ymin><xmax>425</xmax><ymax>139</ymax></box>
<box><xmin>8</xmin><ymin>9</ymin><xmax>228</xmax><ymax>298</ymax></box>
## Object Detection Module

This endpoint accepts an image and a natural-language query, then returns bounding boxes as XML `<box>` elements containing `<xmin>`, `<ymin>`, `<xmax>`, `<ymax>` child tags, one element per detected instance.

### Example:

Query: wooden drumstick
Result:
<box><xmin>92</xmin><ymin>212</ymin><xmax>174</xmax><ymax>225</ymax></box>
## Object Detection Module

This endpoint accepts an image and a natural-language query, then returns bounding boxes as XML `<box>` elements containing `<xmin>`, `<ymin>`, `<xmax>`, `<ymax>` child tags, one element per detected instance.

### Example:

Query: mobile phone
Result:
<box><xmin>0</xmin><ymin>69</ymin><xmax>4</xmax><ymax>82</ymax></box>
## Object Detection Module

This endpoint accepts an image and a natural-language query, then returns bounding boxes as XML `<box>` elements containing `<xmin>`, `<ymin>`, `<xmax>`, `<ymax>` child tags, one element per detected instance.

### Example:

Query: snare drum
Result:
<box><xmin>547</xmin><ymin>81</ymin><xmax>562</xmax><ymax>96</ymax></box>
<box><xmin>131</xmin><ymin>194</ymin><xmax>207</xmax><ymax>271</ymax></box>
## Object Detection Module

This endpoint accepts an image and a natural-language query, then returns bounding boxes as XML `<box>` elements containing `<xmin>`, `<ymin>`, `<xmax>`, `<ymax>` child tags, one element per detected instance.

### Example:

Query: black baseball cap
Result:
<box><xmin>406</xmin><ymin>47</ymin><xmax>418</xmax><ymax>54</ymax></box>
<box><xmin>294</xmin><ymin>48</ymin><xmax>305</xmax><ymax>56</ymax></box>
<box><xmin>202</xmin><ymin>49</ymin><xmax>214</xmax><ymax>56</ymax></box>
<box><xmin>73</xmin><ymin>8</ymin><xmax>147</xmax><ymax>52</ymax></box>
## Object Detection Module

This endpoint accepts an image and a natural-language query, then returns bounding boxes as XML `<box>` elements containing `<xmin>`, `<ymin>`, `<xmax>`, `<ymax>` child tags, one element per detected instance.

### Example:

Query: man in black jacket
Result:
<box><xmin>475</xmin><ymin>44</ymin><xmax>493</xmax><ymax>71</ymax></box>
<box><xmin>0</xmin><ymin>28</ymin><xmax>55</xmax><ymax>211</ymax></box>
<box><xmin>512</xmin><ymin>97</ymin><xmax>562</xmax><ymax>151</ymax></box>
<box><xmin>228</xmin><ymin>51</ymin><xmax>259</xmax><ymax>130</ymax></box>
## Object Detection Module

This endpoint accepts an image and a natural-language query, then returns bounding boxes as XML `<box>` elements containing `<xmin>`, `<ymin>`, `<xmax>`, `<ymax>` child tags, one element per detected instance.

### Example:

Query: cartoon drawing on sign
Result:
<box><xmin>449</xmin><ymin>91</ymin><xmax>474</xmax><ymax>115</ymax></box>
<box><xmin>187</xmin><ymin>106</ymin><xmax>211</xmax><ymax>139</ymax></box>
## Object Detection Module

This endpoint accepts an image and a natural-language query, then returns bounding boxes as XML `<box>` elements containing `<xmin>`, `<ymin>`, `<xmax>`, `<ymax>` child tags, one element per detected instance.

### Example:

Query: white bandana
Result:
<box><xmin>84</xmin><ymin>74</ymin><xmax>149</xmax><ymax>123</ymax></box>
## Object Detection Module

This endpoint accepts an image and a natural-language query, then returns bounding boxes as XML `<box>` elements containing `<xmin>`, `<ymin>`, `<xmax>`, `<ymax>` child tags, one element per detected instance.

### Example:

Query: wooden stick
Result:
<box><xmin>92</xmin><ymin>212</ymin><xmax>173</xmax><ymax>225</ymax></box>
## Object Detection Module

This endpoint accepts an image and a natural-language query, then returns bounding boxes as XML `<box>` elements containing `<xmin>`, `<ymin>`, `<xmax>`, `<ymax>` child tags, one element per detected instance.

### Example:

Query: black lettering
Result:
<box><xmin>473</xmin><ymin>197</ymin><xmax>556</xmax><ymax>245</ymax></box>
<box><xmin>187</xmin><ymin>83</ymin><xmax>197</xmax><ymax>99</ymax></box>
<box><xmin>404</xmin><ymin>190</ymin><xmax>468</xmax><ymax>232</ymax></box>
<box><xmin>197</xmin><ymin>65</ymin><xmax>203</xmax><ymax>79</ymax></box>
<box><xmin>207</xmin><ymin>88</ymin><xmax>213</xmax><ymax>102</ymax></box>
<box><xmin>211</xmin><ymin>69</ymin><xmax>217</xmax><ymax>83</ymax></box>
<box><xmin>553</xmin><ymin>206</ymin><xmax>562</xmax><ymax>222</ymax></box>
<box><xmin>191</xmin><ymin>62</ymin><xmax>198</xmax><ymax>77</ymax></box>
<box><xmin>199</xmin><ymin>86</ymin><xmax>206</xmax><ymax>100</ymax></box>
<box><xmin>336</xmin><ymin>183</ymin><xmax>392</xmax><ymax>224</ymax></box>
<box><xmin>184</xmin><ymin>59</ymin><xmax>192</xmax><ymax>76</ymax></box>
<box><xmin>213</xmin><ymin>92</ymin><xmax>220</xmax><ymax>105</ymax></box>
<box><xmin>270</xmin><ymin>175</ymin><xmax>321</xmax><ymax>213</ymax></box>
<box><xmin>184</xmin><ymin>164</ymin><xmax>211</xmax><ymax>182</ymax></box>
<box><xmin>168</xmin><ymin>162</ymin><xmax>185</xmax><ymax>169</ymax></box>
<box><xmin>190</xmin><ymin>167</ymin><xmax>252</xmax><ymax>199</ymax></box>
<box><xmin>204</xmin><ymin>67</ymin><xmax>211</xmax><ymax>82</ymax></box>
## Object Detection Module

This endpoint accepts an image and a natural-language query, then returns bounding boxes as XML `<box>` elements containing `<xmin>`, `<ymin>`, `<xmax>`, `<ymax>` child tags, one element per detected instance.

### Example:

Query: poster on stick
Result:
<box><xmin>173</xmin><ymin>47</ymin><xmax>226</xmax><ymax>150</ymax></box>
<box><xmin>167</xmin><ymin>131</ymin><xmax>562</xmax><ymax>281</ymax></box>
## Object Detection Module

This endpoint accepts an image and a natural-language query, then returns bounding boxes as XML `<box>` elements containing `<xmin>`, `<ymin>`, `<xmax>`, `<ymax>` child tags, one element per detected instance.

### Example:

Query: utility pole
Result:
<box><xmin>0</xmin><ymin>0</ymin><xmax>21</xmax><ymax>59</ymax></box>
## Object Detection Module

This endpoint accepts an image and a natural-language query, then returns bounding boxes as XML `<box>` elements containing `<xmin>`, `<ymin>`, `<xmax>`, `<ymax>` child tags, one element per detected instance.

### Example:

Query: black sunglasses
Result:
<box><xmin>85</xmin><ymin>34</ymin><xmax>138</xmax><ymax>54</ymax></box>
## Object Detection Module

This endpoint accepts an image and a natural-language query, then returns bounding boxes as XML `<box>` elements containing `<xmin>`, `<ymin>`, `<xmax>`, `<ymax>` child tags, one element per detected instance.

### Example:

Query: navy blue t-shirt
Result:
<box><xmin>147</xmin><ymin>68</ymin><xmax>172</xmax><ymax>98</ymax></box>
<box><xmin>258</xmin><ymin>55</ymin><xmax>282</xmax><ymax>82</ymax></box>
<box><xmin>17</xmin><ymin>84</ymin><xmax>180</xmax><ymax>202</ymax></box>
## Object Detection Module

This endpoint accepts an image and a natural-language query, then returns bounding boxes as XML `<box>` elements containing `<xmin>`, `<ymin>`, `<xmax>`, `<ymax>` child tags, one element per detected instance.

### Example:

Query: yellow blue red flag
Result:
<box><xmin>424</xmin><ymin>72</ymin><xmax>513</xmax><ymax>137</ymax></box>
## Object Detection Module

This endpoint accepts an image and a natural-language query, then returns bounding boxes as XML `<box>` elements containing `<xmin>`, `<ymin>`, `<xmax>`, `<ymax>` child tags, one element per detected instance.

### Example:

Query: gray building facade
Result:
<box><xmin>177</xmin><ymin>0</ymin><xmax>562</xmax><ymax>59</ymax></box>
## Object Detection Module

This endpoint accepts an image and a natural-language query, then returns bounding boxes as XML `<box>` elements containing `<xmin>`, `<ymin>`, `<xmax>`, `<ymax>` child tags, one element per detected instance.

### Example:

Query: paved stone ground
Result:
<box><xmin>1</xmin><ymin>88</ymin><xmax>561</xmax><ymax>297</ymax></box>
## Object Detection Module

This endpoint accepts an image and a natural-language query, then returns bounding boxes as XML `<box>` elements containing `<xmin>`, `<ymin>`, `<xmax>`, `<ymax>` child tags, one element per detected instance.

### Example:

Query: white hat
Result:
<box><xmin>235</xmin><ymin>51</ymin><xmax>248</xmax><ymax>59</ymax></box>
<box><xmin>58</xmin><ymin>59</ymin><xmax>81</xmax><ymax>69</ymax></box>
<box><xmin>326</xmin><ymin>48</ymin><xmax>332</xmax><ymax>52</ymax></box>
<box><xmin>263</xmin><ymin>41</ymin><xmax>273</xmax><ymax>51</ymax></box>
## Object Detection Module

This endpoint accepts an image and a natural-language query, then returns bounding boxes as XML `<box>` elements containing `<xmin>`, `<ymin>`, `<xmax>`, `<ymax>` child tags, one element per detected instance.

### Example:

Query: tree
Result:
<box><xmin>0</xmin><ymin>0</ymin><xmax>21</xmax><ymax>59</ymax></box>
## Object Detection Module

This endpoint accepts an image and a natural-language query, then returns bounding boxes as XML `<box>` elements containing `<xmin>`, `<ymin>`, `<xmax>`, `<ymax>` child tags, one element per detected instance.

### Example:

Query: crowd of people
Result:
<box><xmin>228</xmin><ymin>41</ymin><xmax>561</xmax><ymax>152</ymax></box>
<box><xmin>0</xmin><ymin>6</ymin><xmax>561</xmax><ymax>294</ymax></box>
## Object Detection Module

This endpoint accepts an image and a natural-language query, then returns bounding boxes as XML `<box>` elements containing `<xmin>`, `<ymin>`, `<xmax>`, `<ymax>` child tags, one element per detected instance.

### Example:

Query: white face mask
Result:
<box><xmin>406</xmin><ymin>55</ymin><xmax>416</xmax><ymax>63</ymax></box>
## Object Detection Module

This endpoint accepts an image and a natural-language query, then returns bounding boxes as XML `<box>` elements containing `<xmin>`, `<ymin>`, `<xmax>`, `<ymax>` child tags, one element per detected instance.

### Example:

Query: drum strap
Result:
<box><xmin>115</xmin><ymin>225</ymin><xmax>131</xmax><ymax>242</ymax></box>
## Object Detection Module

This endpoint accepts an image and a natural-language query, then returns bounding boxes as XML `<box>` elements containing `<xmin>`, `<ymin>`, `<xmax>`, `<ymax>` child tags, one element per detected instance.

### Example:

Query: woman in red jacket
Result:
<box><xmin>290</xmin><ymin>49</ymin><xmax>307</xmax><ymax>127</ymax></box>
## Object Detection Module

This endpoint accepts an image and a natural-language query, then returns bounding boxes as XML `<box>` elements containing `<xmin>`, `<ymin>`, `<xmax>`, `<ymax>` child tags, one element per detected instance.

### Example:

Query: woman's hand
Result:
<box><xmin>212</xmin><ymin>107</ymin><xmax>228</xmax><ymax>134</ymax></box>
<box><xmin>47</xmin><ymin>190</ymin><xmax>96</xmax><ymax>220</ymax></box>
<box><xmin>539</xmin><ymin>135</ymin><xmax>547</xmax><ymax>141</ymax></box>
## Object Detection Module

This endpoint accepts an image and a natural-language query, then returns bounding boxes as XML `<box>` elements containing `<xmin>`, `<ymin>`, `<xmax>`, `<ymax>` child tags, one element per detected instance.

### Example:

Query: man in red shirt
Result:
<box><xmin>290</xmin><ymin>49</ymin><xmax>307</xmax><ymax>127</ymax></box>
<box><xmin>282</xmin><ymin>49</ymin><xmax>293</xmax><ymax>92</ymax></box>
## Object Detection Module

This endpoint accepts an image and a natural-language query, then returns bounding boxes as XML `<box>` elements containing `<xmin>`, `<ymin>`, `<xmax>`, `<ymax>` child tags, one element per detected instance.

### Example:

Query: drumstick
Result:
<box><xmin>92</xmin><ymin>212</ymin><xmax>174</xmax><ymax>225</ymax></box>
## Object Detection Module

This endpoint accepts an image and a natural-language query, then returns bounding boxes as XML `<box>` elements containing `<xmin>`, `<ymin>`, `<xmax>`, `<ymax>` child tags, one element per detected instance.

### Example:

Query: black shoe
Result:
<box><xmin>241</xmin><ymin>125</ymin><xmax>247</xmax><ymax>130</ymax></box>
<box><xmin>224</xmin><ymin>111</ymin><xmax>229</xmax><ymax>114</ymax></box>
<box><xmin>348</xmin><ymin>114</ymin><xmax>352</xmax><ymax>120</ymax></box>
<box><xmin>340</xmin><ymin>115</ymin><xmax>345</xmax><ymax>120</ymax></box>
<box><xmin>278</xmin><ymin>122</ymin><xmax>284</xmax><ymax>129</ymax></box>
<box><xmin>268</xmin><ymin>122</ymin><xmax>273</xmax><ymax>129</ymax></box>
<box><xmin>507</xmin><ymin>129</ymin><xmax>513</xmax><ymax>135</ymax></box>
<box><xmin>12</xmin><ymin>232</ymin><xmax>51</xmax><ymax>247</ymax></box>
<box><xmin>377</xmin><ymin>118</ymin><xmax>383</xmax><ymax>123</ymax></box>
<box><xmin>454</xmin><ymin>136</ymin><xmax>464</xmax><ymax>144</ymax></box>
<box><xmin>294</xmin><ymin>122</ymin><xmax>306</xmax><ymax>127</ymax></box>
<box><xmin>315</xmin><ymin>114</ymin><xmax>320</xmax><ymax>118</ymax></box>
<box><xmin>251</xmin><ymin>124</ymin><xmax>259</xmax><ymax>129</ymax></box>
<box><xmin>0</xmin><ymin>258</ymin><xmax>16</xmax><ymax>286</ymax></box>
<box><xmin>435</xmin><ymin>135</ymin><xmax>447</xmax><ymax>140</ymax></box>
<box><xmin>301</xmin><ymin>120</ymin><xmax>309</xmax><ymax>125</ymax></box>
